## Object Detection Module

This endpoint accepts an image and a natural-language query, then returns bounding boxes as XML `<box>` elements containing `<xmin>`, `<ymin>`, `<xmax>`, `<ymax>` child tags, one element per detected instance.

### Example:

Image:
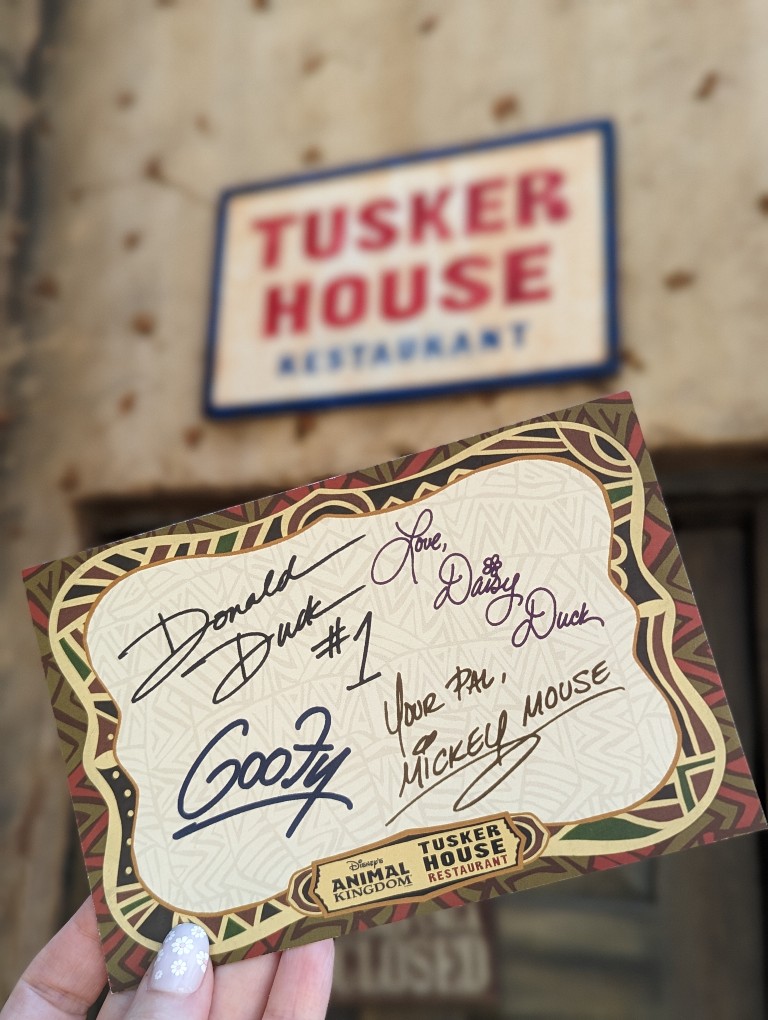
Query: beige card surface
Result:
<box><xmin>24</xmin><ymin>392</ymin><xmax>765</xmax><ymax>990</ymax></box>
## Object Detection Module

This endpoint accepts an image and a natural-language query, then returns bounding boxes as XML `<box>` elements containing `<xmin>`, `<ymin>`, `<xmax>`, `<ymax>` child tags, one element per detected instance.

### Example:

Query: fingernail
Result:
<box><xmin>151</xmin><ymin>922</ymin><xmax>209</xmax><ymax>994</ymax></box>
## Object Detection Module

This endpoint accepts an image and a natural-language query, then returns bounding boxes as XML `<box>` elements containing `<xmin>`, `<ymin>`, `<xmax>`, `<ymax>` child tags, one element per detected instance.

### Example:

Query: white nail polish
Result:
<box><xmin>152</xmin><ymin>922</ymin><xmax>209</xmax><ymax>994</ymax></box>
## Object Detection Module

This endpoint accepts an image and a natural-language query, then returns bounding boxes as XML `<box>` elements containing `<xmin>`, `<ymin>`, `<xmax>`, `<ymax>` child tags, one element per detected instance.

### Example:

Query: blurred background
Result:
<box><xmin>1</xmin><ymin>1</ymin><xmax>766</xmax><ymax>1017</ymax></box>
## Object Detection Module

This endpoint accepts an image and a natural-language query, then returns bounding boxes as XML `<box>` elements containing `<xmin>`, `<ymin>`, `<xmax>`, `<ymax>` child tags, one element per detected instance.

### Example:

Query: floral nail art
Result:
<box><xmin>152</xmin><ymin>922</ymin><xmax>209</xmax><ymax>994</ymax></box>
<box><xmin>170</xmin><ymin>934</ymin><xmax>194</xmax><ymax>956</ymax></box>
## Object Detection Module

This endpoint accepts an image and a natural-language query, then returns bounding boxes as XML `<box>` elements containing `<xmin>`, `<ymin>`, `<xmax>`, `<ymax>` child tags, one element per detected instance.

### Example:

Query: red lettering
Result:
<box><xmin>505</xmin><ymin>245</ymin><xmax>551</xmax><ymax>303</ymax></box>
<box><xmin>410</xmin><ymin>188</ymin><xmax>452</xmax><ymax>243</ymax></box>
<box><xmin>304</xmin><ymin>207</ymin><xmax>347</xmax><ymax>260</ymax></box>
<box><xmin>358</xmin><ymin>198</ymin><xmax>398</xmax><ymax>250</ymax></box>
<box><xmin>263</xmin><ymin>281</ymin><xmax>311</xmax><ymax>337</ymax></box>
<box><xmin>251</xmin><ymin>214</ymin><xmax>295</xmax><ymax>269</ymax></box>
<box><xmin>517</xmin><ymin>170</ymin><xmax>569</xmax><ymax>226</ymax></box>
<box><xmin>466</xmin><ymin>177</ymin><xmax>506</xmax><ymax>234</ymax></box>
<box><xmin>440</xmin><ymin>255</ymin><xmax>491</xmax><ymax>311</ymax></box>
<box><xmin>381</xmin><ymin>266</ymin><xmax>428</xmax><ymax>320</ymax></box>
<box><xmin>322</xmin><ymin>275</ymin><xmax>367</xmax><ymax>327</ymax></box>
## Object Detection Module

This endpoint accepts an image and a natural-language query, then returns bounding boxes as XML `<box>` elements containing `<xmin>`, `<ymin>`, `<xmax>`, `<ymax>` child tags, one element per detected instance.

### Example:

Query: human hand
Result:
<box><xmin>1</xmin><ymin>897</ymin><xmax>334</xmax><ymax>1019</ymax></box>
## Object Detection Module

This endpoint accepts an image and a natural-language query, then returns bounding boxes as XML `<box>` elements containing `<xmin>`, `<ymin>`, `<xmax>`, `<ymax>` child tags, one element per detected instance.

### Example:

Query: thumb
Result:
<box><xmin>123</xmin><ymin>923</ymin><xmax>213</xmax><ymax>1020</ymax></box>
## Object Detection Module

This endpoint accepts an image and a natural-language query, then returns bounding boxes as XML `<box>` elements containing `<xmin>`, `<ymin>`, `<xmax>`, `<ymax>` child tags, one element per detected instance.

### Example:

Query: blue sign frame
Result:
<box><xmin>204</xmin><ymin>119</ymin><xmax>619</xmax><ymax>418</ymax></box>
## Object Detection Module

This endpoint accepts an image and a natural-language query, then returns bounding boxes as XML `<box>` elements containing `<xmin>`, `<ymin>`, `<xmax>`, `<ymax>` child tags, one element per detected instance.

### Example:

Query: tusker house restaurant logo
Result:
<box><xmin>205</xmin><ymin>120</ymin><xmax>618</xmax><ymax>416</ymax></box>
<box><xmin>309</xmin><ymin>815</ymin><xmax>530</xmax><ymax>914</ymax></box>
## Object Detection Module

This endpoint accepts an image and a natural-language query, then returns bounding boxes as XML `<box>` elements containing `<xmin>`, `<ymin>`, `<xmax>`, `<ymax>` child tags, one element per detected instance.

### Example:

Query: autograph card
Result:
<box><xmin>25</xmin><ymin>392</ymin><xmax>765</xmax><ymax>990</ymax></box>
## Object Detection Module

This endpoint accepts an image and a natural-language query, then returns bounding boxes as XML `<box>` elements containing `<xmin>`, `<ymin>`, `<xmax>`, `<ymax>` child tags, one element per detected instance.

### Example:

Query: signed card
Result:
<box><xmin>25</xmin><ymin>392</ymin><xmax>765</xmax><ymax>990</ymax></box>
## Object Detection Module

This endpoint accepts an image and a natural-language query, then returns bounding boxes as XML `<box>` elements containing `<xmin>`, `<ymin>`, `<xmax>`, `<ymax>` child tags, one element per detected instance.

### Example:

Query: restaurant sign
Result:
<box><xmin>205</xmin><ymin>121</ymin><xmax>617</xmax><ymax>416</ymax></box>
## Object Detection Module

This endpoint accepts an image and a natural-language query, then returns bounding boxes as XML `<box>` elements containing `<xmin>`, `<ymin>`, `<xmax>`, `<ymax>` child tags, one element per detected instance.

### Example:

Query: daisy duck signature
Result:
<box><xmin>370</xmin><ymin>507</ymin><xmax>606</xmax><ymax>645</ymax></box>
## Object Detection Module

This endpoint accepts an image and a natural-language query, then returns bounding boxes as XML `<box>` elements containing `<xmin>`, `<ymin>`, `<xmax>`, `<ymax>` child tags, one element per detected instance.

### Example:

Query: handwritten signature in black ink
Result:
<box><xmin>120</xmin><ymin>535</ymin><xmax>365</xmax><ymax>704</ymax></box>
<box><xmin>173</xmin><ymin>706</ymin><xmax>352</xmax><ymax>840</ymax></box>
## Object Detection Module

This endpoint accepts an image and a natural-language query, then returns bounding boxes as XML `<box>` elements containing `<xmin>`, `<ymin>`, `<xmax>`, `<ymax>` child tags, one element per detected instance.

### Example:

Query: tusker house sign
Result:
<box><xmin>205</xmin><ymin>121</ymin><xmax>618</xmax><ymax>416</ymax></box>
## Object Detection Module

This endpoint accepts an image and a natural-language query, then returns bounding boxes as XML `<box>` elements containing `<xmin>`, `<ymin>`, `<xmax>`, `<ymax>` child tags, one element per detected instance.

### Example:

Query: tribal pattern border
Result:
<box><xmin>23</xmin><ymin>392</ymin><xmax>765</xmax><ymax>990</ymax></box>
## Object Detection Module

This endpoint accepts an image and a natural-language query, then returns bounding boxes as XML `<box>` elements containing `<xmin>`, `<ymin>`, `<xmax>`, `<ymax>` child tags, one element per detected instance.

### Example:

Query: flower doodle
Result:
<box><xmin>482</xmin><ymin>553</ymin><xmax>502</xmax><ymax>578</ymax></box>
